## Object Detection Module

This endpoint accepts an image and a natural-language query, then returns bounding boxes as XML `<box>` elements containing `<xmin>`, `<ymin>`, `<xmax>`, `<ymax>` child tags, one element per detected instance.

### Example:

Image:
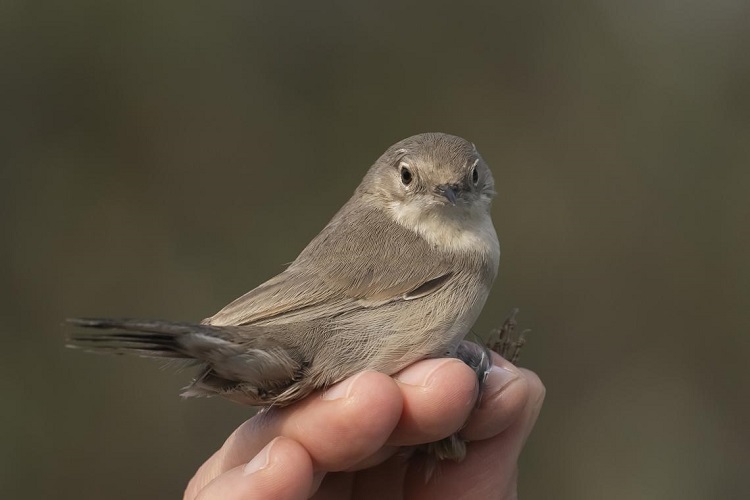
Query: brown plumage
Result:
<box><xmin>69</xmin><ymin>132</ymin><xmax>500</xmax><ymax>427</ymax></box>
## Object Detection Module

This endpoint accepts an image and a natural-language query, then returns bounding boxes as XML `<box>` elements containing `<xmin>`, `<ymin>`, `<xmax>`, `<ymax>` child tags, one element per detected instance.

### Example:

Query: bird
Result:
<box><xmin>68</xmin><ymin>132</ymin><xmax>508</xmax><ymax>460</ymax></box>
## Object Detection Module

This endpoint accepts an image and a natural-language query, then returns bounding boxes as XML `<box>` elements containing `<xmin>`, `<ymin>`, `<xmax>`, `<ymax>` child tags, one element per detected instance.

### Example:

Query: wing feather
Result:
<box><xmin>204</xmin><ymin>200</ymin><xmax>456</xmax><ymax>327</ymax></box>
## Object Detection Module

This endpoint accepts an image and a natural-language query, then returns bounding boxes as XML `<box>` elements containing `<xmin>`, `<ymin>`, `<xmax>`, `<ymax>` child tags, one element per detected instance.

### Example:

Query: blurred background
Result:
<box><xmin>2</xmin><ymin>1</ymin><xmax>749</xmax><ymax>498</ymax></box>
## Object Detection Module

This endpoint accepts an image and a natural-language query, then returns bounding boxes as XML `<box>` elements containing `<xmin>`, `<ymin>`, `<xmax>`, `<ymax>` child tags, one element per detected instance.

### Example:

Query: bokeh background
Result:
<box><xmin>2</xmin><ymin>1</ymin><xmax>749</xmax><ymax>498</ymax></box>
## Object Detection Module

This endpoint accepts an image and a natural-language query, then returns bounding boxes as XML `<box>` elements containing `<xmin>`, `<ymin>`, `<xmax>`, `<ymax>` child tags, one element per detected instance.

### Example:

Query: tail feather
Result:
<box><xmin>66</xmin><ymin>317</ymin><xmax>306</xmax><ymax>404</ymax></box>
<box><xmin>67</xmin><ymin>317</ymin><xmax>223</xmax><ymax>337</ymax></box>
<box><xmin>67</xmin><ymin>318</ymin><xmax>222</xmax><ymax>358</ymax></box>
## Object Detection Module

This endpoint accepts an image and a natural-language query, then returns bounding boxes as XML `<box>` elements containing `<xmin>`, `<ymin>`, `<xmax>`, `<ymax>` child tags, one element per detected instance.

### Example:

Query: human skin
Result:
<box><xmin>184</xmin><ymin>351</ymin><xmax>545</xmax><ymax>500</ymax></box>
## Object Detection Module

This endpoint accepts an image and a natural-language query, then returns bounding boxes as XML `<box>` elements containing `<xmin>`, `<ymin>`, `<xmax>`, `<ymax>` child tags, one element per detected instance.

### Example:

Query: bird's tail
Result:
<box><xmin>66</xmin><ymin>317</ymin><xmax>225</xmax><ymax>357</ymax></box>
<box><xmin>66</xmin><ymin>317</ymin><xmax>305</xmax><ymax>404</ymax></box>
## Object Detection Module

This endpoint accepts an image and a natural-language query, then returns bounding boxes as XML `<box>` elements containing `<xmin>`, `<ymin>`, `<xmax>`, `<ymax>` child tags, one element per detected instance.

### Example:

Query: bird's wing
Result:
<box><xmin>204</xmin><ymin>202</ymin><xmax>457</xmax><ymax>327</ymax></box>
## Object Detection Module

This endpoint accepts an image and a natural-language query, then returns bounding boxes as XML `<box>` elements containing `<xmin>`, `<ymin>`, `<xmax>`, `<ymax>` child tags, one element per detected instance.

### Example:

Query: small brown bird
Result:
<box><xmin>70</xmin><ymin>132</ymin><xmax>520</xmax><ymax>461</ymax></box>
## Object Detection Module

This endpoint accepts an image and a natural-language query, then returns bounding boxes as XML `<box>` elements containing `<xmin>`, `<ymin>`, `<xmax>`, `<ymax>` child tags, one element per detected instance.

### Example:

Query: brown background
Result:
<box><xmin>2</xmin><ymin>2</ymin><xmax>749</xmax><ymax>498</ymax></box>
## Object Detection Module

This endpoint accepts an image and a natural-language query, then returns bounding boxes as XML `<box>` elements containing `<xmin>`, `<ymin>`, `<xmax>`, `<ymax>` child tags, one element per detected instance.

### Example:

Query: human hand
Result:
<box><xmin>184</xmin><ymin>352</ymin><xmax>545</xmax><ymax>499</ymax></box>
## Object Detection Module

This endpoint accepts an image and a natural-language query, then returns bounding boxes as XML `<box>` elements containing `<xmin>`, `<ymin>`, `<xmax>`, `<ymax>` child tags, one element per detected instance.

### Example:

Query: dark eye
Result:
<box><xmin>472</xmin><ymin>166</ymin><xmax>479</xmax><ymax>185</ymax></box>
<box><xmin>400</xmin><ymin>166</ymin><xmax>413</xmax><ymax>186</ymax></box>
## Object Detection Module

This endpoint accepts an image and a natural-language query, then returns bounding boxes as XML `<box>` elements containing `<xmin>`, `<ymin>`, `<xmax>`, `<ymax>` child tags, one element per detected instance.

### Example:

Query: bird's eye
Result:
<box><xmin>472</xmin><ymin>166</ymin><xmax>479</xmax><ymax>185</ymax></box>
<box><xmin>400</xmin><ymin>166</ymin><xmax>413</xmax><ymax>186</ymax></box>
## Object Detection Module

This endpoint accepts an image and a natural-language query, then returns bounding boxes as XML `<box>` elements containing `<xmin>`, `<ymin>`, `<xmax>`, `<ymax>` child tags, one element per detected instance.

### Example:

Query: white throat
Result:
<box><xmin>388</xmin><ymin>199</ymin><xmax>500</xmax><ymax>266</ymax></box>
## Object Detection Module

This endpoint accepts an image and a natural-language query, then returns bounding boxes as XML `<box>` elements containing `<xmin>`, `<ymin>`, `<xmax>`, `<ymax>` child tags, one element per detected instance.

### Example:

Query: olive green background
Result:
<box><xmin>2</xmin><ymin>2</ymin><xmax>748</xmax><ymax>499</ymax></box>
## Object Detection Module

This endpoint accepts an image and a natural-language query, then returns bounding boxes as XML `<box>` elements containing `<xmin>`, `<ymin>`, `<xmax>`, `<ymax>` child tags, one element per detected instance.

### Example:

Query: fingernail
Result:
<box><xmin>395</xmin><ymin>358</ymin><xmax>461</xmax><ymax>387</ymax></box>
<box><xmin>322</xmin><ymin>371</ymin><xmax>366</xmax><ymax>400</ymax></box>
<box><xmin>243</xmin><ymin>438</ymin><xmax>277</xmax><ymax>475</ymax></box>
<box><xmin>485</xmin><ymin>365</ymin><xmax>519</xmax><ymax>398</ymax></box>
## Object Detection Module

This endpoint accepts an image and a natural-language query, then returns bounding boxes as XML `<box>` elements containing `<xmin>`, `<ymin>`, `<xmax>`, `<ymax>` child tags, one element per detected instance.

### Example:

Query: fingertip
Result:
<box><xmin>395</xmin><ymin>358</ymin><xmax>473</xmax><ymax>388</ymax></box>
<box><xmin>460</xmin><ymin>358</ymin><xmax>531</xmax><ymax>442</ymax></box>
<box><xmin>519</xmin><ymin>368</ymin><xmax>546</xmax><ymax>411</ymax></box>
<box><xmin>471</xmin><ymin>367</ymin><xmax>545</xmax><ymax>467</ymax></box>
<box><xmin>402</xmin><ymin>364</ymin><xmax>545</xmax><ymax>500</ymax></box>
<box><xmin>517</xmin><ymin>368</ymin><xmax>545</xmax><ymax>439</ymax></box>
<box><xmin>193</xmin><ymin>437</ymin><xmax>313</xmax><ymax>500</ymax></box>
<box><xmin>295</xmin><ymin>370</ymin><xmax>403</xmax><ymax>470</ymax></box>
<box><xmin>206</xmin><ymin>371</ymin><xmax>404</xmax><ymax>478</ymax></box>
<box><xmin>321</xmin><ymin>370</ymin><xmax>370</xmax><ymax>401</ymax></box>
<box><xmin>389</xmin><ymin>358</ymin><xmax>479</xmax><ymax>446</ymax></box>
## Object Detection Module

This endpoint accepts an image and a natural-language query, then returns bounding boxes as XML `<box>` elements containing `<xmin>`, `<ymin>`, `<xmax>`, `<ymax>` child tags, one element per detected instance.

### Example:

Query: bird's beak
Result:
<box><xmin>435</xmin><ymin>184</ymin><xmax>459</xmax><ymax>205</ymax></box>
